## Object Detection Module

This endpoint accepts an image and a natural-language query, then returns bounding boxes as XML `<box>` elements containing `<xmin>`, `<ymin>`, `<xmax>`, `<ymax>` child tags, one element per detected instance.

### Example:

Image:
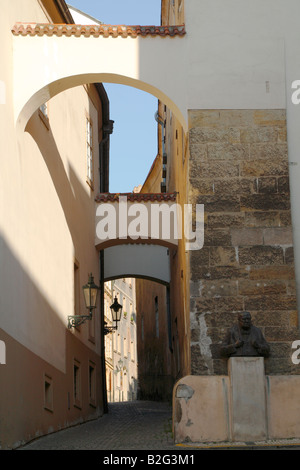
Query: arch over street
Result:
<box><xmin>103</xmin><ymin>244</ymin><xmax>171</xmax><ymax>285</ymax></box>
<box><xmin>11</xmin><ymin>23</ymin><xmax>188</xmax><ymax>133</ymax></box>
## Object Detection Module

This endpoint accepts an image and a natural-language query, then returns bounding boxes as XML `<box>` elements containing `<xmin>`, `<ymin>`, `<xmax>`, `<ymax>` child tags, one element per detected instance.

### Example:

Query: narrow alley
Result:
<box><xmin>19</xmin><ymin>401</ymin><xmax>176</xmax><ymax>451</ymax></box>
<box><xmin>18</xmin><ymin>400</ymin><xmax>300</xmax><ymax>453</ymax></box>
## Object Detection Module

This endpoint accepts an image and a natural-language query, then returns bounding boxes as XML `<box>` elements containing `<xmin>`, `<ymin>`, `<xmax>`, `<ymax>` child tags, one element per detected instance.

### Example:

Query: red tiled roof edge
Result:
<box><xmin>95</xmin><ymin>192</ymin><xmax>178</xmax><ymax>203</ymax></box>
<box><xmin>12</xmin><ymin>23</ymin><xmax>186</xmax><ymax>38</ymax></box>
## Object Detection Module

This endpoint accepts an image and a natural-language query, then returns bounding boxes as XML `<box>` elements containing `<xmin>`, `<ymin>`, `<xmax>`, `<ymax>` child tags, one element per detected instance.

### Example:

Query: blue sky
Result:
<box><xmin>68</xmin><ymin>0</ymin><xmax>162</xmax><ymax>193</ymax></box>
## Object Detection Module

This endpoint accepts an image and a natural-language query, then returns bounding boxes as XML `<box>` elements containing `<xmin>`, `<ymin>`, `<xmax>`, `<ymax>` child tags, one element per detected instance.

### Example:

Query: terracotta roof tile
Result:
<box><xmin>95</xmin><ymin>192</ymin><xmax>178</xmax><ymax>203</ymax></box>
<box><xmin>12</xmin><ymin>23</ymin><xmax>186</xmax><ymax>38</ymax></box>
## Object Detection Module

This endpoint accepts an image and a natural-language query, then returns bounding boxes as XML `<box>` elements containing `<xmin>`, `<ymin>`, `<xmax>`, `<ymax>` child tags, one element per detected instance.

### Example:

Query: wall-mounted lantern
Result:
<box><xmin>104</xmin><ymin>296</ymin><xmax>122</xmax><ymax>335</ymax></box>
<box><xmin>68</xmin><ymin>273</ymin><xmax>99</xmax><ymax>329</ymax></box>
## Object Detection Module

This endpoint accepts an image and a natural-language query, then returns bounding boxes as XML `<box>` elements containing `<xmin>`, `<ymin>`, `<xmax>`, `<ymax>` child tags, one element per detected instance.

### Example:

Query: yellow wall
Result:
<box><xmin>136</xmin><ymin>86</ymin><xmax>191</xmax><ymax>398</ymax></box>
<box><xmin>157</xmin><ymin>100</ymin><xmax>190</xmax><ymax>378</ymax></box>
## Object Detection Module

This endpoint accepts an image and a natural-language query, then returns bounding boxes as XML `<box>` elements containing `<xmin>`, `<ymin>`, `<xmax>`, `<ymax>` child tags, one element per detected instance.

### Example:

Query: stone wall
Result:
<box><xmin>188</xmin><ymin>109</ymin><xmax>299</xmax><ymax>376</ymax></box>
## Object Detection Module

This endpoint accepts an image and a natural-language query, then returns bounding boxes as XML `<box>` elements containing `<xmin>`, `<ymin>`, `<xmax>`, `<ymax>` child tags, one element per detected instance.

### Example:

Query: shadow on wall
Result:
<box><xmin>0</xmin><ymin>106</ymin><xmax>104</xmax><ymax>448</ymax></box>
<box><xmin>0</xmin><ymin>231</ymin><xmax>65</xmax><ymax>448</ymax></box>
<box><xmin>0</xmin><ymin>232</ymin><xmax>103</xmax><ymax>449</ymax></box>
<box><xmin>25</xmin><ymin>110</ymin><xmax>95</xmax><ymax>252</ymax></box>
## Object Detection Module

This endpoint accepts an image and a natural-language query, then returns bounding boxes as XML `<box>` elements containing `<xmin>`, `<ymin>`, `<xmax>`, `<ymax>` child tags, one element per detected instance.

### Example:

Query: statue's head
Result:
<box><xmin>238</xmin><ymin>311</ymin><xmax>252</xmax><ymax>330</ymax></box>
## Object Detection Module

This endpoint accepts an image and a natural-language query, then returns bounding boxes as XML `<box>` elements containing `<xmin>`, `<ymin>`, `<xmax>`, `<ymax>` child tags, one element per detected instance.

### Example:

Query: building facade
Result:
<box><xmin>105</xmin><ymin>278</ymin><xmax>138</xmax><ymax>403</ymax></box>
<box><xmin>0</xmin><ymin>0</ymin><xmax>112</xmax><ymax>449</ymax></box>
<box><xmin>3</xmin><ymin>0</ymin><xmax>300</xmax><ymax>448</ymax></box>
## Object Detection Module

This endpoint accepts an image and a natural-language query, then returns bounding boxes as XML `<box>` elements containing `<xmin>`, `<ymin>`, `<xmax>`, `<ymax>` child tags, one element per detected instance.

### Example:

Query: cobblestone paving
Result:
<box><xmin>20</xmin><ymin>401</ymin><xmax>177</xmax><ymax>450</ymax></box>
<box><xmin>19</xmin><ymin>400</ymin><xmax>300</xmax><ymax>451</ymax></box>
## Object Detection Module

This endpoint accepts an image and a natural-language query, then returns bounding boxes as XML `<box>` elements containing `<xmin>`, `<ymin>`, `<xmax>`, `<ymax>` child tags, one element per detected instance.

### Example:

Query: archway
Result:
<box><xmin>12</xmin><ymin>22</ymin><xmax>187</xmax><ymax>133</ymax></box>
<box><xmin>12</xmin><ymin>22</ymin><xmax>189</xmax><ymax>415</ymax></box>
<box><xmin>101</xmin><ymin>246</ymin><xmax>176</xmax><ymax>406</ymax></box>
<box><xmin>18</xmin><ymin>73</ymin><xmax>187</xmax><ymax>136</ymax></box>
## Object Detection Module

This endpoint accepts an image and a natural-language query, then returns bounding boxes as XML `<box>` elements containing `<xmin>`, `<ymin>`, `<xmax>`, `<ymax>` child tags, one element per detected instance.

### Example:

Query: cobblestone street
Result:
<box><xmin>18</xmin><ymin>400</ymin><xmax>300</xmax><ymax>454</ymax></box>
<box><xmin>20</xmin><ymin>401</ymin><xmax>177</xmax><ymax>451</ymax></box>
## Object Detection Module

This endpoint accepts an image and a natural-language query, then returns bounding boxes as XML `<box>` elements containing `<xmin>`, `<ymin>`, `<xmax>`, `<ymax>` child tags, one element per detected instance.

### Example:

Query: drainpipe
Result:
<box><xmin>99</xmin><ymin>120</ymin><xmax>114</xmax><ymax>192</ymax></box>
<box><xmin>155</xmin><ymin>111</ymin><xmax>167</xmax><ymax>192</ymax></box>
<box><xmin>54</xmin><ymin>0</ymin><xmax>74</xmax><ymax>23</ymax></box>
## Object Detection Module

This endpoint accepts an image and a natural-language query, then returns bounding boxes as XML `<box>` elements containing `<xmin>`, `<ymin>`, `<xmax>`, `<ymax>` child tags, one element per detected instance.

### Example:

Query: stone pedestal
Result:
<box><xmin>229</xmin><ymin>357</ymin><xmax>267</xmax><ymax>441</ymax></box>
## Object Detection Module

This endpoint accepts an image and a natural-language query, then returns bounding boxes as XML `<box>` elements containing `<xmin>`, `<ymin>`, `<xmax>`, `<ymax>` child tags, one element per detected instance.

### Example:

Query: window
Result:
<box><xmin>86</xmin><ymin>117</ymin><xmax>94</xmax><ymax>187</ymax></box>
<box><xmin>44</xmin><ymin>374</ymin><xmax>53</xmax><ymax>412</ymax></box>
<box><xmin>89</xmin><ymin>361</ymin><xmax>96</xmax><ymax>407</ymax></box>
<box><xmin>155</xmin><ymin>296</ymin><xmax>159</xmax><ymax>338</ymax></box>
<box><xmin>73</xmin><ymin>359</ymin><xmax>82</xmax><ymax>408</ymax></box>
<box><xmin>39</xmin><ymin>102</ymin><xmax>49</xmax><ymax>129</ymax></box>
<box><xmin>131</xmin><ymin>341</ymin><xmax>135</xmax><ymax>362</ymax></box>
<box><xmin>105</xmin><ymin>333</ymin><xmax>112</xmax><ymax>360</ymax></box>
<box><xmin>117</xmin><ymin>334</ymin><xmax>121</xmax><ymax>354</ymax></box>
<box><xmin>124</xmin><ymin>337</ymin><xmax>128</xmax><ymax>358</ymax></box>
<box><xmin>40</xmin><ymin>103</ymin><xmax>48</xmax><ymax>117</ymax></box>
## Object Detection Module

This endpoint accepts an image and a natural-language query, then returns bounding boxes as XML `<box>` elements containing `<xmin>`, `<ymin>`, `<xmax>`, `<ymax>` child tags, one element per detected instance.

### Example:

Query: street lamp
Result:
<box><xmin>68</xmin><ymin>273</ymin><xmax>99</xmax><ymax>329</ymax></box>
<box><xmin>104</xmin><ymin>296</ymin><xmax>122</xmax><ymax>335</ymax></box>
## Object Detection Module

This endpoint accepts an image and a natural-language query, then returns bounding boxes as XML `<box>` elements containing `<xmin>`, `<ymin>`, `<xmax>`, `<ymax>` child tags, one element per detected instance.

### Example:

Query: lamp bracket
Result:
<box><xmin>68</xmin><ymin>313</ymin><xmax>92</xmax><ymax>329</ymax></box>
<box><xmin>104</xmin><ymin>321</ymin><xmax>117</xmax><ymax>335</ymax></box>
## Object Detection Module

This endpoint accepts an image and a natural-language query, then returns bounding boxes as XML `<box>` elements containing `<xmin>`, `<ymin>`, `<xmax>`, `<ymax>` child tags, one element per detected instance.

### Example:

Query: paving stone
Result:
<box><xmin>19</xmin><ymin>401</ymin><xmax>176</xmax><ymax>451</ymax></box>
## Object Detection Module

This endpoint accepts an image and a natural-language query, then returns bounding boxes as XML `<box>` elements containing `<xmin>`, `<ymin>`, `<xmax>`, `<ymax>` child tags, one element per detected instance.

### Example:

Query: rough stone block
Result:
<box><xmin>257</xmin><ymin>177</ymin><xmax>277</xmax><ymax>193</ymax></box>
<box><xmin>240</xmin><ymin>127</ymin><xmax>278</xmax><ymax>143</ymax></box>
<box><xmin>248</xmin><ymin>265</ymin><xmax>295</xmax><ymax>280</ymax></box>
<box><xmin>240</xmin><ymin>159</ymin><xmax>288</xmax><ymax>177</ymax></box>
<box><xmin>193</xmin><ymin>194</ymin><xmax>241</xmax><ymax>212</ymax></box>
<box><xmin>213</xmin><ymin>178</ymin><xmax>257</xmax><ymax>195</ymax></box>
<box><xmin>231</xmin><ymin>228</ymin><xmax>263</xmax><ymax>246</ymax></box>
<box><xmin>196</xmin><ymin>161</ymin><xmax>240</xmax><ymax>178</ymax></box>
<box><xmin>204</xmin><ymin>229</ymin><xmax>231</xmax><ymax>247</ymax></box>
<box><xmin>188</xmin><ymin>143</ymin><xmax>207</xmax><ymax>161</ymax></box>
<box><xmin>277</xmin><ymin>176</ymin><xmax>290</xmax><ymax>193</ymax></box>
<box><xmin>200</xmin><ymin>279</ymin><xmax>238</xmax><ymax>298</ymax></box>
<box><xmin>253</xmin><ymin>109</ymin><xmax>286</xmax><ymax>127</ymax></box>
<box><xmin>210</xmin><ymin>246</ymin><xmax>238</xmax><ymax>266</ymax></box>
<box><xmin>241</xmin><ymin>194</ymin><xmax>290</xmax><ymax>211</ymax></box>
<box><xmin>250</xmin><ymin>143</ymin><xmax>288</xmax><ymax>160</ymax></box>
<box><xmin>284</xmin><ymin>246</ymin><xmax>295</xmax><ymax>264</ymax></box>
<box><xmin>244</xmin><ymin>210</ymin><xmax>282</xmax><ymax>228</ymax></box>
<box><xmin>189</xmin><ymin>127</ymin><xmax>240</xmax><ymax>144</ymax></box>
<box><xmin>208</xmin><ymin>213</ymin><xmax>245</xmax><ymax>228</ymax></box>
<box><xmin>207</xmin><ymin>143</ymin><xmax>249</xmax><ymax>160</ymax></box>
<box><xmin>238</xmin><ymin>279</ymin><xmax>286</xmax><ymax>296</ymax></box>
<box><xmin>244</xmin><ymin>294</ymin><xmax>297</xmax><ymax>311</ymax></box>
<box><xmin>238</xmin><ymin>245</ymin><xmax>284</xmax><ymax>265</ymax></box>
<box><xmin>263</xmin><ymin>227</ymin><xmax>293</xmax><ymax>246</ymax></box>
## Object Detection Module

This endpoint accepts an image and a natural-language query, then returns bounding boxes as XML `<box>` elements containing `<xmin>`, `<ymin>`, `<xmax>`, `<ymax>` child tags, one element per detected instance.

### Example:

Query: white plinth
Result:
<box><xmin>229</xmin><ymin>357</ymin><xmax>267</xmax><ymax>442</ymax></box>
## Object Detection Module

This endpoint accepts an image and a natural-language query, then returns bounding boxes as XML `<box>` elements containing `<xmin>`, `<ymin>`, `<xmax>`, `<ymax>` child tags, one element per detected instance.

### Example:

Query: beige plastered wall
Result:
<box><xmin>173</xmin><ymin>374</ymin><xmax>300</xmax><ymax>443</ymax></box>
<box><xmin>0</xmin><ymin>0</ymin><xmax>104</xmax><ymax>448</ymax></box>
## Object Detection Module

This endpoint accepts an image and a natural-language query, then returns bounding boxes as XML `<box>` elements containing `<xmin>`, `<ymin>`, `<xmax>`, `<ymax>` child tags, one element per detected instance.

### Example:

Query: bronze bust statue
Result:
<box><xmin>220</xmin><ymin>312</ymin><xmax>270</xmax><ymax>358</ymax></box>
